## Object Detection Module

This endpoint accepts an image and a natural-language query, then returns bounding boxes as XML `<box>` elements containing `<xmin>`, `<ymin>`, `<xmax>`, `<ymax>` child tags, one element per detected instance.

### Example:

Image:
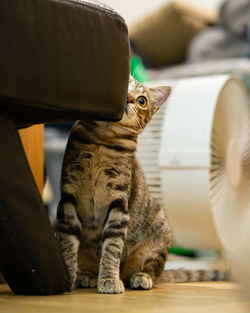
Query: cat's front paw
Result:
<box><xmin>67</xmin><ymin>270</ymin><xmax>77</xmax><ymax>291</ymax></box>
<box><xmin>130</xmin><ymin>273</ymin><xmax>153</xmax><ymax>290</ymax></box>
<box><xmin>78</xmin><ymin>272</ymin><xmax>97</xmax><ymax>288</ymax></box>
<box><xmin>98</xmin><ymin>278</ymin><xmax>124</xmax><ymax>294</ymax></box>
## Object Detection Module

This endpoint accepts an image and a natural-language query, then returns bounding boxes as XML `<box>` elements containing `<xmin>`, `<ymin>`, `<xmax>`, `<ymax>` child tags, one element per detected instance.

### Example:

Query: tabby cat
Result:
<box><xmin>57</xmin><ymin>76</ymin><xmax>228</xmax><ymax>294</ymax></box>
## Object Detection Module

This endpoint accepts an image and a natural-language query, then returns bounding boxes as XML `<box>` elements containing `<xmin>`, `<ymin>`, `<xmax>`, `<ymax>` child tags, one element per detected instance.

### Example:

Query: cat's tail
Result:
<box><xmin>158</xmin><ymin>268</ymin><xmax>230</xmax><ymax>283</ymax></box>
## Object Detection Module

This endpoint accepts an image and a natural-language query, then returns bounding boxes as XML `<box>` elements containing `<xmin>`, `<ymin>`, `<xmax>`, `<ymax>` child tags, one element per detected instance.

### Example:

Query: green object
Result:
<box><xmin>170</xmin><ymin>246</ymin><xmax>196</xmax><ymax>257</ymax></box>
<box><xmin>130</xmin><ymin>54</ymin><xmax>149</xmax><ymax>83</ymax></box>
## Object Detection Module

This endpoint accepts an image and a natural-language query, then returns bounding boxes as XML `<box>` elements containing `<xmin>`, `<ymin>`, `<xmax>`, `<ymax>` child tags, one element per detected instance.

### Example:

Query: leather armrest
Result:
<box><xmin>0</xmin><ymin>0</ymin><xmax>130</xmax><ymax>127</ymax></box>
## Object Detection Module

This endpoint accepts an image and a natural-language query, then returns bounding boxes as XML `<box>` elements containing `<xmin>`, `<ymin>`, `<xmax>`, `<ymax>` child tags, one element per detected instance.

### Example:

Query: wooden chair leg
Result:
<box><xmin>18</xmin><ymin>125</ymin><xmax>44</xmax><ymax>196</ymax></box>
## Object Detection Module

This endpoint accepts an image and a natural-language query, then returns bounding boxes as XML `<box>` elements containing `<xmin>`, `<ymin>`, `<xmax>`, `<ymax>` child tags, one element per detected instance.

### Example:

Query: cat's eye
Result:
<box><xmin>136</xmin><ymin>96</ymin><xmax>147</xmax><ymax>108</ymax></box>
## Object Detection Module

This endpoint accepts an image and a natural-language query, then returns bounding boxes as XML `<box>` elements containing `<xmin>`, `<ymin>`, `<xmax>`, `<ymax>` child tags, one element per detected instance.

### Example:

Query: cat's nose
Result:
<box><xmin>127</xmin><ymin>93</ymin><xmax>134</xmax><ymax>104</ymax></box>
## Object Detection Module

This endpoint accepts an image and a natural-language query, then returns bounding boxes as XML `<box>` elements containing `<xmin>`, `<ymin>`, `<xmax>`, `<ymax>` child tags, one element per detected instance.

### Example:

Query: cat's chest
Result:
<box><xmin>78</xmin><ymin>145</ymin><xmax>130</xmax><ymax>188</ymax></box>
<box><xmin>78</xmin><ymin>147</ymin><xmax>117</xmax><ymax>187</ymax></box>
<box><xmin>75</xmin><ymin>145</ymin><xmax>131</xmax><ymax>221</ymax></box>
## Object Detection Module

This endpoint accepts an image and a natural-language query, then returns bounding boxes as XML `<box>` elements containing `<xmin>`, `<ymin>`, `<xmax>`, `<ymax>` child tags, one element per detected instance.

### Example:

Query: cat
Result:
<box><xmin>56</xmin><ymin>76</ymin><xmax>228</xmax><ymax>294</ymax></box>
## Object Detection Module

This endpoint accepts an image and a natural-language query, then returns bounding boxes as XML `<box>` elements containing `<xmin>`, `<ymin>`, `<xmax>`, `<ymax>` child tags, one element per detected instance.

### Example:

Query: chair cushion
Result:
<box><xmin>0</xmin><ymin>0</ymin><xmax>130</xmax><ymax>127</ymax></box>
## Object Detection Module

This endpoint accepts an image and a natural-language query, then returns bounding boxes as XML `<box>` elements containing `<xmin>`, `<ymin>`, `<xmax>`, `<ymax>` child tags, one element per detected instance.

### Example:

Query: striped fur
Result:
<box><xmin>158</xmin><ymin>269</ymin><xmax>230</xmax><ymax>283</ymax></box>
<box><xmin>56</xmin><ymin>77</ymin><xmax>227</xmax><ymax>294</ymax></box>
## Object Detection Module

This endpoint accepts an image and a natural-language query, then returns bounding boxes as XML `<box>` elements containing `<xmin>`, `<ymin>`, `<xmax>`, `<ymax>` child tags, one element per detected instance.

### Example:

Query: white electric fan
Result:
<box><xmin>137</xmin><ymin>75</ymin><xmax>250</xmax><ymax>292</ymax></box>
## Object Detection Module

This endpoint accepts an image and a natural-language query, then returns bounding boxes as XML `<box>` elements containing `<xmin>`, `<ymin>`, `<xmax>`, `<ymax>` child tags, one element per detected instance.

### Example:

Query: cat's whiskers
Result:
<box><xmin>131</xmin><ymin>105</ymin><xmax>143</xmax><ymax>131</ymax></box>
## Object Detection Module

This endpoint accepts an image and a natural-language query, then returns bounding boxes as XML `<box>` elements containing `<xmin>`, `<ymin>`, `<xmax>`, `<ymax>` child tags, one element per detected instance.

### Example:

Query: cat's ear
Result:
<box><xmin>149</xmin><ymin>86</ymin><xmax>171</xmax><ymax>114</ymax></box>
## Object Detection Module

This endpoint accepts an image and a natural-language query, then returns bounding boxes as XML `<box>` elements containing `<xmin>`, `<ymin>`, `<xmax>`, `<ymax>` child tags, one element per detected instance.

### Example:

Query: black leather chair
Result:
<box><xmin>0</xmin><ymin>0</ymin><xmax>130</xmax><ymax>295</ymax></box>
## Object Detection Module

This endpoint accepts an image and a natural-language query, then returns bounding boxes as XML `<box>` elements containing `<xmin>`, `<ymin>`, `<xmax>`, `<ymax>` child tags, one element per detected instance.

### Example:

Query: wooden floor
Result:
<box><xmin>0</xmin><ymin>282</ymin><xmax>249</xmax><ymax>313</ymax></box>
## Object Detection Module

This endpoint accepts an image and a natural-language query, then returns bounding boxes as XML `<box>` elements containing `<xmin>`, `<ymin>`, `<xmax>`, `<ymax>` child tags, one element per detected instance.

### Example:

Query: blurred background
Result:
<box><xmin>44</xmin><ymin>0</ymin><xmax>250</xmax><ymax>295</ymax></box>
<box><xmin>100</xmin><ymin>0</ymin><xmax>222</xmax><ymax>25</ymax></box>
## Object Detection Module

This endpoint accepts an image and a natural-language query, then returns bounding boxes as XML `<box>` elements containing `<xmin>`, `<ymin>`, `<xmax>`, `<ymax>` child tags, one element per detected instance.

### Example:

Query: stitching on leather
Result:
<box><xmin>76</xmin><ymin>0</ymin><xmax>125</xmax><ymax>22</ymax></box>
<box><xmin>50</xmin><ymin>0</ymin><xmax>126</xmax><ymax>23</ymax></box>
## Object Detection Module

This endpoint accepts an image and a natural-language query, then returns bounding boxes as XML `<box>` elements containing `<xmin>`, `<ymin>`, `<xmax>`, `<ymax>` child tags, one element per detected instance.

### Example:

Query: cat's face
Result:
<box><xmin>120</xmin><ymin>76</ymin><xmax>171</xmax><ymax>132</ymax></box>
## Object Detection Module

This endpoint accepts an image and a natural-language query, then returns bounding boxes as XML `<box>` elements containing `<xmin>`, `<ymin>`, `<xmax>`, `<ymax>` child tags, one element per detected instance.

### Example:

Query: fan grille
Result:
<box><xmin>137</xmin><ymin>77</ymin><xmax>250</xmax><ymax>253</ymax></box>
<box><xmin>137</xmin><ymin>102</ymin><xmax>167</xmax><ymax>204</ymax></box>
<box><xmin>209</xmin><ymin>79</ymin><xmax>250</xmax><ymax>251</ymax></box>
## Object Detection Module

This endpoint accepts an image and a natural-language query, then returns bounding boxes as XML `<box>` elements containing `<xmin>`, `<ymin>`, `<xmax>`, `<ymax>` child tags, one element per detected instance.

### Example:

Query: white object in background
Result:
<box><xmin>101</xmin><ymin>0</ymin><xmax>221</xmax><ymax>26</ymax></box>
<box><xmin>159</xmin><ymin>75</ymin><xmax>250</xmax><ymax>296</ymax></box>
<box><xmin>160</xmin><ymin>76</ymin><xmax>224</xmax><ymax>250</ymax></box>
<box><xmin>159</xmin><ymin>75</ymin><xmax>250</xmax><ymax>253</ymax></box>
<box><xmin>137</xmin><ymin>75</ymin><xmax>250</xmax><ymax>295</ymax></box>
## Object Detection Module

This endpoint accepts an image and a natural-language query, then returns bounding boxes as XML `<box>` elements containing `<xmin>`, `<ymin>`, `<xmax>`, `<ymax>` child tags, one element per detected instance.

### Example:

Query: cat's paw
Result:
<box><xmin>98</xmin><ymin>278</ymin><xmax>125</xmax><ymax>294</ymax></box>
<box><xmin>78</xmin><ymin>272</ymin><xmax>97</xmax><ymax>288</ymax></box>
<box><xmin>67</xmin><ymin>271</ymin><xmax>77</xmax><ymax>291</ymax></box>
<box><xmin>70</xmin><ymin>280</ymin><xmax>77</xmax><ymax>291</ymax></box>
<box><xmin>130</xmin><ymin>273</ymin><xmax>153</xmax><ymax>290</ymax></box>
